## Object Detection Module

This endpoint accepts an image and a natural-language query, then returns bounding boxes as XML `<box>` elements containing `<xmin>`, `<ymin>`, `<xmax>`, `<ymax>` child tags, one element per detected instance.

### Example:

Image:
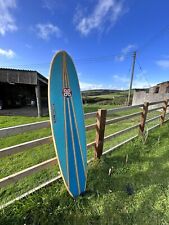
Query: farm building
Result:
<box><xmin>0</xmin><ymin>68</ymin><xmax>48</xmax><ymax>117</ymax></box>
<box><xmin>132</xmin><ymin>81</ymin><xmax>169</xmax><ymax>106</ymax></box>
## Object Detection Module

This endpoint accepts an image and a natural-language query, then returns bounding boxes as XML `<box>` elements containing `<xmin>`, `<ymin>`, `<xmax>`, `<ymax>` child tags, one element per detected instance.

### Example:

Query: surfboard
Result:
<box><xmin>48</xmin><ymin>50</ymin><xmax>87</xmax><ymax>198</ymax></box>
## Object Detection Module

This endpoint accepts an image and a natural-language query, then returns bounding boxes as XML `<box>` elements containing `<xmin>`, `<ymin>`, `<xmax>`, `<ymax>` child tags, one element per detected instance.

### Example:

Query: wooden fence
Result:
<box><xmin>0</xmin><ymin>99</ymin><xmax>169</xmax><ymax>209</ymax></box>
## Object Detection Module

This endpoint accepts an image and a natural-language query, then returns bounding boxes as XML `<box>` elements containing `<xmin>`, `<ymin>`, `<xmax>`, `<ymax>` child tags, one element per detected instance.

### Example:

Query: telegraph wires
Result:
<box><xmin>135</xmin><ymin>58</ymin><xmax>151</xmax><ymax>88</ymax></box>
<box><xmin>137</xmin><ymin>25</ymin><xmax>169</xmax><ymax>55</ymax></box>
<box><xmin>5</xmin><ymin>52</ymin><xmax>134</xmax><ymax>68</ymax></box>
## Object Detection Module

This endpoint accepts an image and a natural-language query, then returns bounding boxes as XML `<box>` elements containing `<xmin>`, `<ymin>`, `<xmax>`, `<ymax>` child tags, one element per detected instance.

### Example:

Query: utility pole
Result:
<box><xmin>127</xmin><ymin>51</ymin><xmax>136</xmax><ymax>106</ymax></box>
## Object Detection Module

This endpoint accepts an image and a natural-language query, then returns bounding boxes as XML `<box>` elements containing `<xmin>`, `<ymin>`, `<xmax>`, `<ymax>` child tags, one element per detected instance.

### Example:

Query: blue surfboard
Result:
<box><xmin>48</xmin><ymin>50</ymin><xmax>87</xmax><ymax>198</ymax></box>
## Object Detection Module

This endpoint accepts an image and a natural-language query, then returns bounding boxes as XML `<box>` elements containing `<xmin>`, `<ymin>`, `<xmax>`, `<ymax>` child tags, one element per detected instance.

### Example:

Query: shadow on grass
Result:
<box><xmin>0</xmin><ymin>125</ymin><xmax>169</xmax><ymax>225</ymax></box>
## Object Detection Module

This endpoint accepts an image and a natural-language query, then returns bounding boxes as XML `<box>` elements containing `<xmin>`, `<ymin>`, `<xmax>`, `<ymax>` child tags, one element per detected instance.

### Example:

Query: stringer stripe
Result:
<box><xmin>62</xmin><ymin>52</ymin><xmax>69</xmax><ymax>188</ymax></box>
<box><xmin>64</xmin><ymin>55</ymin><xmax>86</xmax><ymax>178</ymax></box>
<box><xmin>67</xmin><ymin>97</ymin><xmax>81</xmax><ymax>195</ymax></box>
<box><xmin>70</xmin><ymin>98</ymin><xmax>87</xmax><ymax>178</ymax></box>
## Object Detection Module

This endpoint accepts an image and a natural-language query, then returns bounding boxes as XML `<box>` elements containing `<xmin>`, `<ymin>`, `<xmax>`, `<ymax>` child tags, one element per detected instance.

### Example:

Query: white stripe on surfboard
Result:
<box><xmin>67</xmin><ymin>97</ymin><xmax>81</xmax><ymax>195</ymax></box>
<box><xmin>63</xmin><ymin>52</ymin><xmax>80</xmax><ymax>195</ymax></box>
<box><xmin>63</xmin><ymin>52</ymin><xmax>86</xmax><ymax>179</ymax></box>
<box><xmin>63</xmin><ymin>62</ymin><xmax>70</xmax><ymax>189</ymax></box>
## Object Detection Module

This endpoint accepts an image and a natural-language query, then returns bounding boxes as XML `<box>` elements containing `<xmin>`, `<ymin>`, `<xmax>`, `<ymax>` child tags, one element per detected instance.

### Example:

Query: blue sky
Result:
<box><xmin>1</xmin><ymin>0</ymin><xmax>169</xmax><ymax>90</ymax></box>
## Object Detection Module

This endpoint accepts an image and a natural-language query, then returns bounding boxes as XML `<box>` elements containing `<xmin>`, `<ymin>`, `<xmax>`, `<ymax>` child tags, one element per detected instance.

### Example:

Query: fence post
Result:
<box><xmin>160</xmin><ymin>99</ymin><xmax>168</xmax><ymax>125</ymax></box>
<box><xmin>139</xmin><ymin>102</ymin><xmax>149</xmax><ymax>135</ymax></box>
<box><xmin>94</xmin><ymin>109</ymin><xmax>107</xmax><ymax>158</ymax></box>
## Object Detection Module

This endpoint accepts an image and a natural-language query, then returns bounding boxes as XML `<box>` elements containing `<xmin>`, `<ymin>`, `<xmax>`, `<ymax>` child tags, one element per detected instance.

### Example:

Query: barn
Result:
<box><xmin>132</xmin><ymin>81</ymin><xmax>169</xmax><ymax>106</ymax></box>
<box><xmin>0</xmin><ymin>68</ymin><xmax>48</xmax><ymax>117</ymax></box>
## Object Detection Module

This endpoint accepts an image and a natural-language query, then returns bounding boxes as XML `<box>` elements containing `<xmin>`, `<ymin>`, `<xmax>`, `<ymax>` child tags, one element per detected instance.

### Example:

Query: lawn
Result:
<box><xmin>0</xmin><ymin>101</ymin><xmax>167</xmax><ymax>224</ymax></box>
<box><xmin>0</xmin><ymin>115</ymin><xmax>48</xmax><ymax>129</ymax></box>
<box><xmin>0</xmin><ymin>122</ymin><xmax>169</xmax><ymax>224</ymax></box>
<box><xmin>82</xmin><ymin>91</ymin><xmax>131</xmax><ymax>105</ymax></box>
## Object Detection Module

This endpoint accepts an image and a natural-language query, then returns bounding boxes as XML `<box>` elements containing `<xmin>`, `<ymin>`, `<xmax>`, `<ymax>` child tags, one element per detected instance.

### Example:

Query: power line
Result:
<box><xmin>135</xmin><ymin>58</ymin><xmax>151</xmax><ymax>88</ymax></box>
<box><xmin>4</xmin><ymin>52</ymin><xmax>133</xmax><ymax>68</ymax></box>
<box><xmin>137</xmin><ymin>25</ymin><xmax>169</xmax><ymax>54</ymax></box>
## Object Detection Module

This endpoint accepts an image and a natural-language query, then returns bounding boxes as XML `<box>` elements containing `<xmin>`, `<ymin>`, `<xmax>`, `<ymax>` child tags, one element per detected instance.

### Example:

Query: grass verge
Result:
<box><xmin>0</xmin><ymin>123</ymin><xmax>169</xmax><ymax>224</ymax></box>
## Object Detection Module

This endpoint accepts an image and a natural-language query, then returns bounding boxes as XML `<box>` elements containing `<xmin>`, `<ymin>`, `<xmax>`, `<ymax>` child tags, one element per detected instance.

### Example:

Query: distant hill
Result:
<box><xmin>81</xmin><ymin>89</ymin><xmax>132</xmax><ymax>105</ymax></box>
<box><xmin>82</xmin><ymin>89</ymin><xmax>127</xmax><ymax>96</ymax></box>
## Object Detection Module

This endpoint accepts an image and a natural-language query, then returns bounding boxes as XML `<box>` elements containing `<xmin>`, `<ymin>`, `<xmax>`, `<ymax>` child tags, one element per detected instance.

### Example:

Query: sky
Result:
<box><xmin>1</xmin><ymin>0</ymin><xmax>169</xmax><ymax>90</ymax></box>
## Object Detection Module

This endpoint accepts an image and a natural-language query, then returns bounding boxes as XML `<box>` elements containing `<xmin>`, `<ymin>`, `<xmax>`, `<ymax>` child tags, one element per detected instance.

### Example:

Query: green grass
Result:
<box><xmin>0</xmin><ymin>115</ymin><xmax>48</xmax><ymax>128</ymax></box>
<box><xmin>0</xmin><ymin>101</ymin><xmax>167</xmax><ymax>224</ymax></box>
<box><xmin>1</xmin><ymin>123</ymin><xmax>169</xmax><ymax>224</ymax></box>
<box><xmin>0</xmin><ymin>103</ymin><xmax>163</xmax><ymax>204</ymax></box>
<box><xmin>83</xmin><ymin>92</ymin><xmax>131</xmax><ymax>105</ymax></box>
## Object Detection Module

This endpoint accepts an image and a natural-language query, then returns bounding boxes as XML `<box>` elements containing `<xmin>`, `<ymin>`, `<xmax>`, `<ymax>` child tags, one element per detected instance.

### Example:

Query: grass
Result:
<box><xmin>0</xmin><ymin>122</ymin><xmax>169</xmax><ymax>224</ymax></box>
<box><xmin>83</xmin><ymin>91</ymin><xmax>131</xmax><ymax>105</ymax></box>
<box><xmin>0</xmin><ymin>104</ymin><xmax>163</xmax><ymax>204</ymax></box>
<box><xmin>0</xmin><ymin>101</ymin><xmax>167</xmax><ymax>224</ymax></box>
<box><xmin>0</xmin><ymin>116</ymin><xmax>48</xmax><ymax>129</ymax></box>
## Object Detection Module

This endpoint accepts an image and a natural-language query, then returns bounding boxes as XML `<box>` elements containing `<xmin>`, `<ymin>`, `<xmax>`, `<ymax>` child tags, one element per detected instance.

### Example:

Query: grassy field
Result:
<box><xmin>0</xmin><ymin>103</ymin><xmax>162</xmax><ymax>200</ymax></box>
<box><xmin>0</xmin><ymin>98</ymin><xmax>167</xmax><ymax>224</ymax></box>
<box><xmin>0</xmin><ymin>122</ymin><xmax>169</xmax><ymax>224</ymax></box>
<box><xmin>82</xmin><ymin>90</ymin><xmax>132</xmax><ymax>105</ymax></box>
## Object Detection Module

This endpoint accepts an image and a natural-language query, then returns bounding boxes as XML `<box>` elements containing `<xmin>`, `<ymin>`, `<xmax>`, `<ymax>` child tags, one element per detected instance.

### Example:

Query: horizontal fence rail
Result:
<box><xmin>0</xmin><ymin>157</ymin><xmax>57</xmax><ymax>188</ymax></box>
<box><xmin>106</xmin><ymin>111</ymin><xmax>141</xmax><ymax>125</ymax></box>
<box><xmin>148</xmin><ymin>100</ymin><xmax>164</xmax><ymax>106</ymax></box>
<box><xmin>87</xmin><ymin>141</ymin><xmax>96</xmax><ymax>149</ymax></box>
<box><xmin>103</xmin><ymin>135</ymin><xmax>138</xmax><ymax>156</ymax></box>
<box><xmin>0</xmin><ymin>113</ymin><xmax>98</xmax><ymax>139</ymax></box>
<box><xmin>84</xmin><ymin>111</ymin><xmax>97</xmax><ymax>119</ymax></box>
<box><xmin>148</xmin><ymin>106</ymin><xmax>163</xmax><ymax>113</ymax></box>
<box><xmin>146</xmin><ymin>115</ymin><xmax>161</xmax><ymax>124</ymax></box>
<box><xmin>0</xmin><ymin>175</ymin><xmax>62</xmax><ymax>210</ymax></box>
<box><xmin>107</xmin><ymin>103</ymin><xmax>144</xmax><ymax>115</ymax></box>
<box><xmin>85</xmin><ymin>123</ymin><xmax>96</xmax><ymax>131</ymax></box>
<box><xmin>104</xmin><ymin>123</ymin><xmax>139</xmax><ymax>142</ymax></box>
<box><xmin>0</xmin><ymin>136</ymin><xmax>52</xmax><ymax>159</ymax></box>
<box><xmin>0</xmin><ymin>121</ymin><xmax>50</xmax><ymax>138</ymax></box>
<box><xmin>1</xmin><ymin>99</ymin><xmax>169</xmax><ymax>209</ymax></box>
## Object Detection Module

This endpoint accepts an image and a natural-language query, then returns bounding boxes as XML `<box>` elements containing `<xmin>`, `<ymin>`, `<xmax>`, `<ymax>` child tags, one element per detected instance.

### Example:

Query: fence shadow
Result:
<box><xmin>1</xmin><ymin>131</ymin><xmax>169</xmax><ymax>225</ymax></box>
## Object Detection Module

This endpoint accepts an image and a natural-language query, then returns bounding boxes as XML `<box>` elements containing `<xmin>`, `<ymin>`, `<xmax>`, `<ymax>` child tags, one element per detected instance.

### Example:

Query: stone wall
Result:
<box><xmin>132</xmin><ymin>91</ymin><xmax>169</xmax><ymax>108</ymax></box>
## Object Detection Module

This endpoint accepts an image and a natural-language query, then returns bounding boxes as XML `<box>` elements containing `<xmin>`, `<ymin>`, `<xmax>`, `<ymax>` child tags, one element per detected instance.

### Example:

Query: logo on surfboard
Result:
<box><xmin>63</xmin><ymin>88</ymin><xmax>72</xmax><ymax>97</ymax></box>
<box><xmin>51</xmin><ymin>104</ymin><xmax>56</xmax><ymax>123</ymax></box>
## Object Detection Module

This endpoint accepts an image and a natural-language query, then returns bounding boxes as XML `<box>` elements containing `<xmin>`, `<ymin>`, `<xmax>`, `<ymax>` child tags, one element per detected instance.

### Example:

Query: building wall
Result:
<box><xmin>0</xmin><ymin>69</ymin><xmax>48</xmax><ymax>116</ymax></box>
<box><xmin>0</xmin><ymin>83</ymin><xmax>36</xmax><ymax>108</ymax></box>
<box><xmin>132</xmin><ymin>91</ymin><xmax>169</xmax><ymax>109</ymax></box>
<box><xmin>159</xmin><ymin>83</ymin><xmax>169</xmax><ymax>94</ymax></box>
<box><xmin>132</xmin><ymin>82</ymin><xmax>169</xmax><ymax>107</ymax></box>
<box><xmin>0</xmin><ymin>70</ymin><xmax>37</xmax><ymax>85</ymax></box>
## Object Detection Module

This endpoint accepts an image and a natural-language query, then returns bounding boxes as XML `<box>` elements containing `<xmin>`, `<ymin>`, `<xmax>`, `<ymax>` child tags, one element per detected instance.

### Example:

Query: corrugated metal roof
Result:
<box><xmin>156</xmin><ymin>81</ymin><xmax>169</xmax><ymax>85</ymax></box>
<box><xmin>0</xmin><ymin>68</ymin><xmax>37</xmax><ymax>73</ymax></box>
<box><xmin>0</xmin><ymin>68</ymin><xmax>48</xmax><ymax>85</ymax></box>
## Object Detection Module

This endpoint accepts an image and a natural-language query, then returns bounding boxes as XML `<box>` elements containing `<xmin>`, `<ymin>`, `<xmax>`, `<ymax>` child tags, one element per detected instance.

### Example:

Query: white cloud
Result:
<box><xmin>133</xmin><ymin>71</ymin><xmax>154</xmax><ymax>88</ymax></box>
<box><xmin>113</xmin><ymin>74</ymin><xmax>129</xmax><ymax>83</ymax></box>
<box><xmin>42</xmin><ymin>0</ymin><xmax>55</xmax><ymax>11</ymax></box>
<box><xmin>52</xmin><ymin>49</ymin><xmax>59</xmax><ymax>54</ymax></box>
<box><xmin>122</xmin><ymin>44</ymin><xmax>135</xmax><ymax>54</ymax></box>
<box><xmin>0</xmin><ymin>48</ymin><xmax>15</xmax><ymax>58</ymax></box>
<box><xmin>0</xmin><ymin>0</ymin><xmax>17</xmax><ymax>36</ymax></box>
<box><xmin>42</xmin><ymin>0</ymin><xmax>64</xmax><ymax>12</ymax></box>
<box><xmin>133</xmin><ymin>80</ymin><xmax>150</xmax><ymax>89</ymax></box>
<box><xmin>36</xmin><ymin>23</ymin><xmax>62</xmax><ymax>40</ymax></box>
<box><xmin>75</xmin><ymin>0</ymin><xmax>125</xmax><ymax>36</ymax></box>
<box><xmin>115</xmin><ymin>55</ymin><xmax>125</xmax><ymax>62</ymax></box>
<box><xmin>115</xmin><ymin>44</ymin><xmax>136</xmax><ymax>62</ymax></box>
<box><xmin>113</xmin><ymin>71</ymin><xmax>154</xmax><ymax>89</ymax></box>
<box><xmin>156</xmin><ymin>60</ymin><xmax>169</xmax><ymax>69</ymax></box>
<box><xmin>80</xmin><ymin>81</ymin><xmax>117</xmax><ymax>90</ymax></box>
<box><xmin>80</xmin><ymin>81</ymin><xmax>104</xmax><ymax>90</ymax></box>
